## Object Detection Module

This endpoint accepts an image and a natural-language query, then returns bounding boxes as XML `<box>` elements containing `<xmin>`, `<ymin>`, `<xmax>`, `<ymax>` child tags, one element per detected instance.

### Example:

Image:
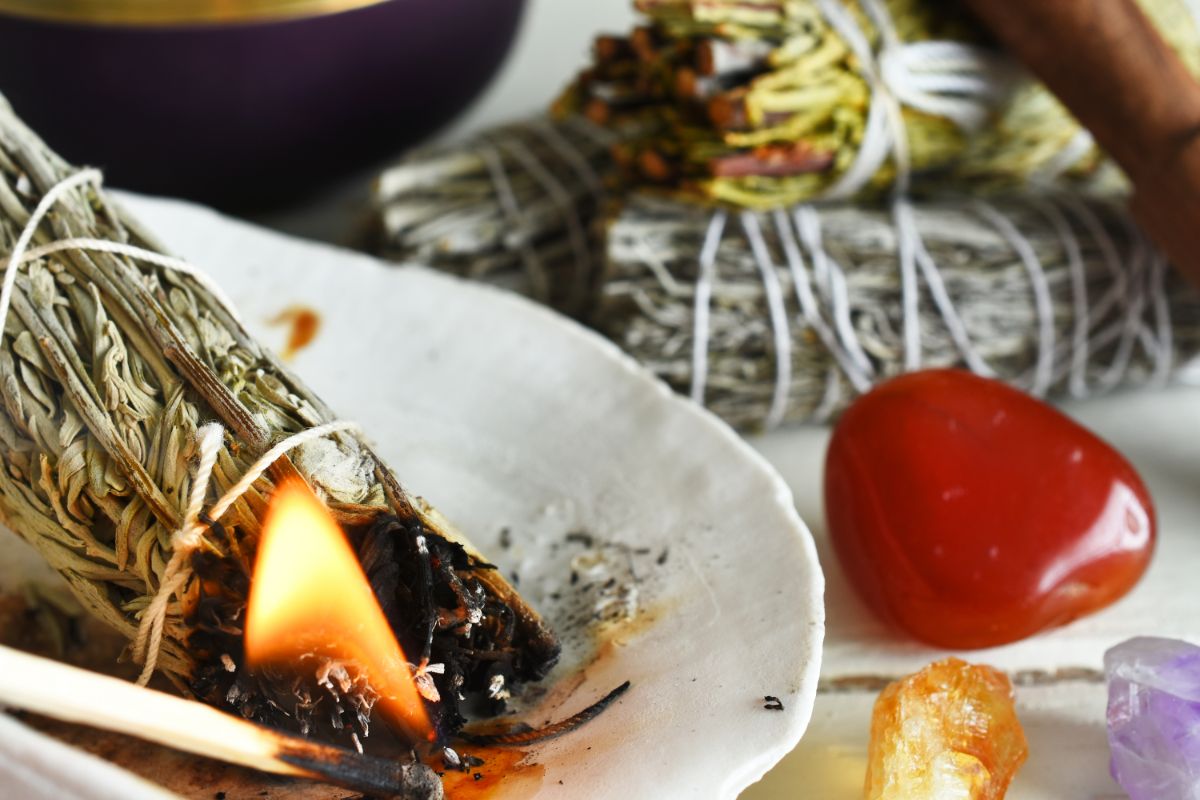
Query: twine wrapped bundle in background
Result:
<box><xmin>554</xmin><ymin>0</ymin><xmax>1199</xmax><ymax>206</ymax></box>
<box><xmin>370</xmin><ymin>0</ymin><xmax>1200</xmax><ymax>303</ymax></box>
<box><xmin>370</xmin><ymin>126</ymin><xmax>1200</xmax><ymax>430</ymax></box>
<box><xmin>0</xmin><ymin>99</ymin><xmax>558</xmax><ymax>741</ymax></box>
<box><xmin>601</xmin><ymin>195</ymin><xmax>1200</xmax><ymax>429</ymax></box>
<box><xmin>372</xmin><ymin>117</ymin><xmax>619</xmax><ymax>317</ymax></box>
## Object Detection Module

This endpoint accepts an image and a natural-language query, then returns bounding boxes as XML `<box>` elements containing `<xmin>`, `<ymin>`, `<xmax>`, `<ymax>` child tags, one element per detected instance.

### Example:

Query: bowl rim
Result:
<box><xmin>0</xmin><ymin>0</ymin><xmax>392</xmax><ymax>27</ymax></box>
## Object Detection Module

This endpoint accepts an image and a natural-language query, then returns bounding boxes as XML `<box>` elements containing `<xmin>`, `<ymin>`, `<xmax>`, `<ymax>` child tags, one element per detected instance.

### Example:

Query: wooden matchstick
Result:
<box><xmin>0</xmin><ymin>645</ymin><xmax>442</xmax><ymax>800</ymax></box>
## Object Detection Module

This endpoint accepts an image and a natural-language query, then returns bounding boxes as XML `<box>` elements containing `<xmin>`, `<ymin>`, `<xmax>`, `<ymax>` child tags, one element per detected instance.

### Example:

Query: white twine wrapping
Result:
<box><xmin>0</xmin><ymin>169</ymin><xmax>244</xmax><ymax>328</ymax></box>
<box><xmin>688</xmin><ymin>209</ymin><xmax>728</xmax><ymax>403</ymax></box>
<box><xmin>494</xmin><ymin>137</ymin><xmax>594</xmax><ymax>312</ymax></box>
<box><xmin>794</xmin><ymin>205</ymin><xmax>877</xmax><ymax>378</ymax></box>
<box><xmin>0</xmin><ymin>168</ymin><xmax>363</xmax><ymax>684</ymax></box>
<box><xmin>474</xmin><ymin>120</ymin><xmax>610</xmax><ymax>313</ymax></box>
<box><xmin>770</xmin><ymin>208</ymin><xmax>872</xmax><ymax>394</ymax></box>
<box><xmin>973</xmin><ymin>199</ymin><xmax>1057</xmax><ymax>396</ymax></box>
<box><xmin>741</xmin><ymin>212</ymin><xmax>792</xmax><ymax>428</ymax></box>
<box><xmin>1059</xmin><ymin>196</ymin><xmax>1142</xmax><ymax>393</ymax></box>
<box><xmin>676</xmin><ymin>190</ymin><xmax>1180</xmax><ymax>424</ymax></box>
<box><xmin>478</xmin><ymin>143</ymin><xmax>552</xmax><ymax>302</ymax></box>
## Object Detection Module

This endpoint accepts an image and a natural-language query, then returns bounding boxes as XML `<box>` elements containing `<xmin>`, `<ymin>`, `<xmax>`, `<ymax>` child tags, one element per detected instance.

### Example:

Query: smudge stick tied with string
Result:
<box><xmin>0</xmin><ymin>97</ymin><xmax>558</xmax><ymax>743</ymax></box>
<box><xmin>602</xmin><ymin>194</ymin><xmax>1200</xmax><ymax>430</ymax></box>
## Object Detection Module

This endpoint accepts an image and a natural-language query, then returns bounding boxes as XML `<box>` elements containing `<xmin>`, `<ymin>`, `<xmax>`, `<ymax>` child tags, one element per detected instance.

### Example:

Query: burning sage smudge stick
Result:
<box><xmin>0</xmin><ymin>97</ymin><xmax>558</xmax><ymax>743</ymax></box>
<box><xmin>599</xmin><ymin>195</ymin><xmax>1200</xmax><ymax>429</ymax></box>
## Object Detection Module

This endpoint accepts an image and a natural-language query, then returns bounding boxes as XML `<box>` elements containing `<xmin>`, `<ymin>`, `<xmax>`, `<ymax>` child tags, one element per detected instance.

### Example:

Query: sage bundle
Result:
<box><xmin>554</xmin><ymin>0</ymin><xmax>1200</xmax><ymax>207</ymax></box>
<box><xmin>0</xmin><ymin>98</ymin><xmax>558</xmax><ymax>744</ymax></box>
<box><xmin>372</xmin><ymin>116</ymin><xmax>617</xmax><ymax>316</ymax></box>
<box><xmin>599</xmin><ymin>195</ymin><xmax>1200</xmax><ymax>429</ymax></box>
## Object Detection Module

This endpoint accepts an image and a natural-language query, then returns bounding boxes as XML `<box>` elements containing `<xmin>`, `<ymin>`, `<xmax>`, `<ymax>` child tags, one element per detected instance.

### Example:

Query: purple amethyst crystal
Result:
<box><xmin>1106</xmin><ymin>637</ymin><xmax>1200</xmax><ymax>800</ymax></box>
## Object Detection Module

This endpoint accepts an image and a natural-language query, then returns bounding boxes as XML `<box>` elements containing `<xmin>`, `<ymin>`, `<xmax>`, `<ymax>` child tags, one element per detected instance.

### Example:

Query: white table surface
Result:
<box><xmin>443</xmin><ymin>0</ymin><xmax>637</xmax><ymax>143</ymax></box>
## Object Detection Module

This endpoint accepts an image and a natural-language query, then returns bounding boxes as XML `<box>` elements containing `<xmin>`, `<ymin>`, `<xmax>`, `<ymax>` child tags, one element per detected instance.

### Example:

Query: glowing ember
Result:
<box><xmin>245</xmin><ymin>480</ymin><xmax>433</xmax><ymax>743</ymax></box>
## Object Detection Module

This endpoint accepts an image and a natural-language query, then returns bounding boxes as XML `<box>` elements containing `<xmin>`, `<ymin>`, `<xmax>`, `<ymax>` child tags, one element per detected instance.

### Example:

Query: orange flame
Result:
<box><xmin>244</xmin><ymin>480</ymin><xmax>433</xmax><ymax>743</ymax></box>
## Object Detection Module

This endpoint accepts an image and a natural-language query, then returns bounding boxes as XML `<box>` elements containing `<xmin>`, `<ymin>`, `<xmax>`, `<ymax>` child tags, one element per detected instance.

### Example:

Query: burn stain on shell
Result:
<box><xmin>434</xmin><ymin>746</ymin><xmax>544</xmax><ymax>798</ymax></box>
<box><xmin>267</xmin><ymin>306</ymin><xmax>321</xmax><ymax>361</ymax></box>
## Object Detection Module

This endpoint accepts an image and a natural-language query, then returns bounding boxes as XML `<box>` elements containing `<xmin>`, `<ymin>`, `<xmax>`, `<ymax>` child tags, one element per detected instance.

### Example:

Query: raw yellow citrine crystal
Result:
<box><xmin>864</xmin><ymin>658</ymin><xmax>1028</xmax><ymax>799</ymax></box>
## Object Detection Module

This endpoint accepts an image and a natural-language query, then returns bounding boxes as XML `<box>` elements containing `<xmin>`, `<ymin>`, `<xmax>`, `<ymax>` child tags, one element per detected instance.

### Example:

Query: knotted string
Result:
<box><xmin>814</xmin><ymin>0</ymin><xmax>1002</xmax><ymax>200</ymax></box>
<box><xmin>131</xmin><ymin>418</ymin><xmax>361</xmax><ymax>685</ymax></box>
<box><xmin>130</xmin><ymin>422</ymin><xmax>224</xmax><ymax>685</ymax></box>
<box><xmin>0</xmin><ymin>167</ymin><xmax>362</xmax><ymax>684</ymax></box>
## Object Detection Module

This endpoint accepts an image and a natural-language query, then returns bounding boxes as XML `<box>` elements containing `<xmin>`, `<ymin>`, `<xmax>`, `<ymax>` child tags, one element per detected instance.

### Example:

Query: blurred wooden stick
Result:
<box><xmin>963</xmin><ymin>0</ymin><xmax>1200</xmax><ymax>290</ymax></box>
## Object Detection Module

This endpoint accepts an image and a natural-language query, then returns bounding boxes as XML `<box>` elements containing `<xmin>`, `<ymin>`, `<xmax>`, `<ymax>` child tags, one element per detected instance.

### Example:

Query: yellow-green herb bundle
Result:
<box><xmin>554</xmin><ymin>0</ymin><xmax>1200</xmax><ymax>208</ymax></box>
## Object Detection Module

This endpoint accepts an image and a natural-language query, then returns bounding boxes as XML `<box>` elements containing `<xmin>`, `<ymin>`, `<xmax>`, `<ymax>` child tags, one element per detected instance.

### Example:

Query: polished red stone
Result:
<box><xmin>825</xmin><ymin>369</ymin><xmax>1155</xmax><ymax>649</ymax></box>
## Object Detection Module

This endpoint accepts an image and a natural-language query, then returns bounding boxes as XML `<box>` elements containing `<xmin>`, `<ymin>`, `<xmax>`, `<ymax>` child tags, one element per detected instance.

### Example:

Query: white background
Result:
<box><xmin>446</xmin><ymin>0</ymin><xmax>637</xmax><ymax>140</ymax></box>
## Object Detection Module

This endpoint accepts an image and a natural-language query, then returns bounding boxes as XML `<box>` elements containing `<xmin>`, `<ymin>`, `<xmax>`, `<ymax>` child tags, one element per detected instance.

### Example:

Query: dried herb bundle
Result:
<box><xmin>368</xmin><ymin>119</ymin><xmax>1200</xmax><ymax>430</ymax></box>
<box><xmin>372</xmin><ymin>116</ymin><xmax>620</xmax><ymax>317</ymax></box>
<box><xmin>553</xmin><ymin>0</ymin><xmax>1199</xmax><ymax>207</ymax></box>
<box><xmin>0</xmin><ymin>98</ymin><xmax>558</xmax><ymax>743</ymax></box>
<box><xmin>600</xmin><ymin>195</ymin><xmax>1200</xmax><ymax>429</ymax></box>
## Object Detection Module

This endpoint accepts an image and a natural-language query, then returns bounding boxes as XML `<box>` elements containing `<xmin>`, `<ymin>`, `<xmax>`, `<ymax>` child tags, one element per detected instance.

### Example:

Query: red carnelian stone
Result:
<box><xmin>825</xmin><ymin>369</ymin><xmax>1155</xmax><ymax>649</ymax></box>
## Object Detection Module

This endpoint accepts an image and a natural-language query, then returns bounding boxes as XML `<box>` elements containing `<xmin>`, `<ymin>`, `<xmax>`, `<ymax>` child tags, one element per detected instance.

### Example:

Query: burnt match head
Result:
<box><xmin>276</xmin><ymin>737</ymin><xmax>444</xmax><ymax>800</ymax></box>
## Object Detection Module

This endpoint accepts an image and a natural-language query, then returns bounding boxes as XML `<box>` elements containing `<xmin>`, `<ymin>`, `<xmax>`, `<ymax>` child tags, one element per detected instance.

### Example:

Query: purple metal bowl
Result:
<box><xmin>0</xmin><ymin>0</ymin><xmax>526</xmax><ymax>210</ymax></box>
